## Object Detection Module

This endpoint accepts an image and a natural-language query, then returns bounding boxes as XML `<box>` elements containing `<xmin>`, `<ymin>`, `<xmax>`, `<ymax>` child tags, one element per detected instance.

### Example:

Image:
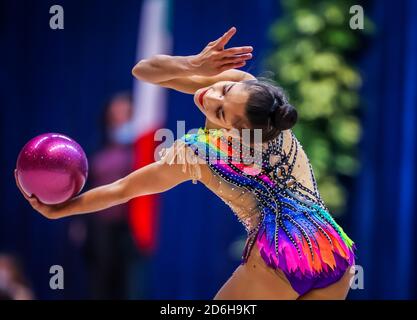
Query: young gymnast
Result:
<box><xmin>15</xmin><ymin>27</ymin><xmax>355</xmax><ymax>300</ymax></box>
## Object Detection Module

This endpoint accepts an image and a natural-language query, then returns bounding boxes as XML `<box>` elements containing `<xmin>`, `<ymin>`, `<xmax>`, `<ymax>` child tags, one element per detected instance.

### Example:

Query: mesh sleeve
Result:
<box><xmin>158</xmin><ymin>139</ymin><xmax>205</xmax><ymax>184</ymax></box>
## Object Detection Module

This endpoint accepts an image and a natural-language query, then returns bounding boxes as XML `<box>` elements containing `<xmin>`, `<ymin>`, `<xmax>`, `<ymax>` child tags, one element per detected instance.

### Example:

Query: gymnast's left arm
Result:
<box><xmin>14</xmin><ymin>161</ymin><xmax>206</xmax><ymax>220</ymax></box>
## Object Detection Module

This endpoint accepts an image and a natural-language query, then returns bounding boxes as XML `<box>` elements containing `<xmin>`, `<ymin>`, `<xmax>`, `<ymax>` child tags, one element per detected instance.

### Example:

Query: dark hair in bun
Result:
<box><xmin>242</xmin><ymin>78</ymin><xmax>298</xmax><ymax>142</ymax></box>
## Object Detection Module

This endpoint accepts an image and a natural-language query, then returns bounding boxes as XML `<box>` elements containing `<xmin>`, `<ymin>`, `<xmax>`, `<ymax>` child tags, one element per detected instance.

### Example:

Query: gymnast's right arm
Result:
<box><xmin>14</xmin><ymin>160</ymin><xmax>208</xmax><ymax>220</ymax></box>
<box><xmin>131</xmin><ymin>27</ymin><xmax>255</xmax><ymax>94</ymax></box>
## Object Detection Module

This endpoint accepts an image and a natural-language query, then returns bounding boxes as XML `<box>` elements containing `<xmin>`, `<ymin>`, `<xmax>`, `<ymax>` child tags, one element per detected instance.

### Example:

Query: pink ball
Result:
<box><xmin>16</xmin><ymin>133</ymin><xmax>88</xmax><ymax>205</ymax></box>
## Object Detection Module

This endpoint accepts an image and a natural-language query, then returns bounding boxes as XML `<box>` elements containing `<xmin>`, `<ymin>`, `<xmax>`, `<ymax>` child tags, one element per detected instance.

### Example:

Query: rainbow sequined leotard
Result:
<box><xmin>159</xmin><ymin>127</ymin><xmax>356</xmax><ymax>295</ymax></box>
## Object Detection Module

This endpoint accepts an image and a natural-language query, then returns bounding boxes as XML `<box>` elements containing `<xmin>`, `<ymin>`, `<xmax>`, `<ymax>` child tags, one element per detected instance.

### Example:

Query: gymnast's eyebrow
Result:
<box><xmin>225</xmin><ymin>83</ymin><xmax>236</xmax><ymax>95</ymax></box>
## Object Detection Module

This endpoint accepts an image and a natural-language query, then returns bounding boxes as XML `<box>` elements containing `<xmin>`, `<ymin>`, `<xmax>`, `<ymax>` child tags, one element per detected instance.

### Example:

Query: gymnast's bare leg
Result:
<box><xmin>214</xmin><ymin>243</ymin><xmax>353</xmax><ymax>300</ymax></box>
<box><xmin>214</xmin><ymin>243</ymin><xmax>299</xmax><ymax>300</ymax></box>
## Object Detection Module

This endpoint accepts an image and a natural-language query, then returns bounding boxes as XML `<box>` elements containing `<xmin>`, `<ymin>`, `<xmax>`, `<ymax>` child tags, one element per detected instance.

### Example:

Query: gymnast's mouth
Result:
<box><xmin>198</xmin><ymin>88</ymin><xmax>209</xmax><ymax>109</ymax></box>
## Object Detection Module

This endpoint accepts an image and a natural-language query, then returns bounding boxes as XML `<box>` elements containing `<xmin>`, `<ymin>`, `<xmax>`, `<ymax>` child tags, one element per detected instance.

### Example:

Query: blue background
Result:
<box><xmin>1</xmin><ymin>0</ymin><xmax>416</xmax><ymax>299</ymax></box>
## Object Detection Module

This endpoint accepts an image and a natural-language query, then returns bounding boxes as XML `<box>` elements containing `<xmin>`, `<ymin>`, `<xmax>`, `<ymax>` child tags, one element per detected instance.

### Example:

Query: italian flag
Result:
<box><xmin>129</xmin><ymin>0</ymin><xmax>172</xmax><ymax>254</ymax></box>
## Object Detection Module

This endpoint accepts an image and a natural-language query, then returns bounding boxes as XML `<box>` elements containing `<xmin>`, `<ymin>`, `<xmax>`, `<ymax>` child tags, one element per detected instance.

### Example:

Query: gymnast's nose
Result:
<box><xmin>205</xmin><ymin>90</ymin><xmax>223</xmax><ymax>109</ymax></box>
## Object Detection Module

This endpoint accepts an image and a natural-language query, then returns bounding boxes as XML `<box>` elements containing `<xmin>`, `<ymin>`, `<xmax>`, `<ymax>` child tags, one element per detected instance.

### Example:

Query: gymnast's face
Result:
<box><xmin>194</xmin><ymin>81</ymin><xmax>249</xmax><ymax>129</ymax></box>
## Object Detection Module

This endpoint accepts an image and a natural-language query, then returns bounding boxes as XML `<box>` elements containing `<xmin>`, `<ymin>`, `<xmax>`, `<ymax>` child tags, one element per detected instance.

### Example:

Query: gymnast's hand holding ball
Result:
<box><xmin>15</xmin><ymin>133</ymin><xmax>88</xmax><ymax>219</ymax></box>
<box><xmin>15</xmin><ymin>169</ymin><xmax>64</xmax><ymax>219</ymax></box>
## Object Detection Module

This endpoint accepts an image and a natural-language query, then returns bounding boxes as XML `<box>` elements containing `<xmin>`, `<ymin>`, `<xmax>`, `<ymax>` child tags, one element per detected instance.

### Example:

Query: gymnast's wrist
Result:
<box><xmin>52</xmin><ymin>195</ymin><xmax>87</xmax><ymax>219</ymax></box>
<box><xmin>183</xmin><ymin>54</ymin><xmax>204</xmax><ymax>76</ymax></box>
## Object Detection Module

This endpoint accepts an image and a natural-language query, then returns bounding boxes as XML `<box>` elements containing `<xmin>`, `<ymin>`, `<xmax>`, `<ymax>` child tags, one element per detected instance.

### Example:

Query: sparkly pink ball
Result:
<box><xmin>16</xmin><ymin>133</ymin><xmax>88</xmax><ymax>205</ymax></box>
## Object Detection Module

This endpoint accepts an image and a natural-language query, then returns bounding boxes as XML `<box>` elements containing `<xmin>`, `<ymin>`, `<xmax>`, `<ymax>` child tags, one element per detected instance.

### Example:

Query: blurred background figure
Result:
<box><xmin>81</xmin><ymin>92</ymin><xmax>145</xmax><ymax>299</ymax></box>
<box><xmin>0</xmin><ymin>254</ymin><xmax>34</xmax><ymax>300</ymax></box>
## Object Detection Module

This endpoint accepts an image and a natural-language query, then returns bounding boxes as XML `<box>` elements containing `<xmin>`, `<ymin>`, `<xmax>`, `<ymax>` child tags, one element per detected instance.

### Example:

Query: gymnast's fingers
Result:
<box><xmin>219</xmin><ymin>61</ymin><xmax>246</xmax><ymax>72</ymax></box>
<box><xmin>222</xmin><ymin>46</ymin><xmax>253</xmax><ymax>56</ymax></box>
<box><xmin>214</xmin><ymin>26</ymin><xmax>237</xmax><ymax>49</ymax></box>
<box><xmin>220</xmin><ymin>53</ymin><xmax>253</xmax><ymax>65</ymax></box>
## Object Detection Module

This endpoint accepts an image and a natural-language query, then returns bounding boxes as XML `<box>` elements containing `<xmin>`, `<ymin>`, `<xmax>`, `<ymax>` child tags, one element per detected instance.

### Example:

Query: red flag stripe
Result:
<box><xmin>129</xmin><ymin>129</ymin><xmax>160</xmax><ymax>254</ymax></box>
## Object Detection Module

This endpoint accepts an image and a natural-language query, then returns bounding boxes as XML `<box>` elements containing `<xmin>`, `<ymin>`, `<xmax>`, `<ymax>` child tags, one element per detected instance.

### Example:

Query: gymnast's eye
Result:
<box><xmin>222</xmin><ymin>84</ymin><xmax>227</xmax><ymax>96</ymax></box>
<box><xmin>215</xmin><ymin>85</ymin><xmax>227</xmax><ymax>120</ymax></box>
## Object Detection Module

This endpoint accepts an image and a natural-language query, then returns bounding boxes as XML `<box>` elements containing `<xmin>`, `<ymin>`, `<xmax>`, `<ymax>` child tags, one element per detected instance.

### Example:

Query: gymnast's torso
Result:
<box><xmin>200</xmin><ymin>129</ymin><xmax>319</xmax><ymax>231</ymax></box>
<box><xmin>158</xmin><ymin>127</ymin><xmax>355</xmax><ymax>295</ymax></box>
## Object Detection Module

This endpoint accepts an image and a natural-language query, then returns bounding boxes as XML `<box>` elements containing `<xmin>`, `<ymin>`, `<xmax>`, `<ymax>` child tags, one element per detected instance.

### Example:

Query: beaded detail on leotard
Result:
<box><xmin>159</xmin><ymin>127</ymin><xmax>356</xmax><ymax>292</ymax></box>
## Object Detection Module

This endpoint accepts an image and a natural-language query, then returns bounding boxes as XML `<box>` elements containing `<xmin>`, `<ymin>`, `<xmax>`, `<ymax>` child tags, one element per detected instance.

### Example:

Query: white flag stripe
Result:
<box><xmin>132</xmin><ymin>0</ymin><xmax>172</xmax><ymax>138</ymax></box>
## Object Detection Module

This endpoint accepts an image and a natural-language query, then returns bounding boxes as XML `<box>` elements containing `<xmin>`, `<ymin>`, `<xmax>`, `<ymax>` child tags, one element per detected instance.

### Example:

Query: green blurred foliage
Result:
<box><xmin>267</xmin><ymin>0</ymin><xmax>372</xmax><ymax>214</ymax></box>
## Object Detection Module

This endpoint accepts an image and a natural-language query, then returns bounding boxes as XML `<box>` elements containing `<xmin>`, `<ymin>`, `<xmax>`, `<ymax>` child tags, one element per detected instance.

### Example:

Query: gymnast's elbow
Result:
<box><xmin>131</xmin><ymin>60</ymin><xmax>146</xmax><ymax>80</ymax></box>
<box><xmin>132</xmin><ymin>59</ymin><xmax>159</xmax><ymax>84</ymax></box>
<box><xmin>114</xmin><ymin>162</ymin><xmax>164</xmax><ymax>203</ymax></box>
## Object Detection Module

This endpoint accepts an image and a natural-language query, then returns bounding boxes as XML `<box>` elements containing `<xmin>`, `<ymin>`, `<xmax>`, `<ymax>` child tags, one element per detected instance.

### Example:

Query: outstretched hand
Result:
<box><xmin>189</xmin><ymin>27</ymin><xmax>253</xmax><ymax>76</ymax></box>
<box><xmin>14</xmin><ymin>169</ymin><xmax>64</xmax><ymax>219</ymax></box>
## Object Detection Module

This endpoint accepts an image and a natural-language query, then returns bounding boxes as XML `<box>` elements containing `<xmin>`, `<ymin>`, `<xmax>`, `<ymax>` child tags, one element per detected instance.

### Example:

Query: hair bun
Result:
<box><xmin>272</xmin><ymin>103</ymin><xmax>298</xmax><ymax>131</ymax></box>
